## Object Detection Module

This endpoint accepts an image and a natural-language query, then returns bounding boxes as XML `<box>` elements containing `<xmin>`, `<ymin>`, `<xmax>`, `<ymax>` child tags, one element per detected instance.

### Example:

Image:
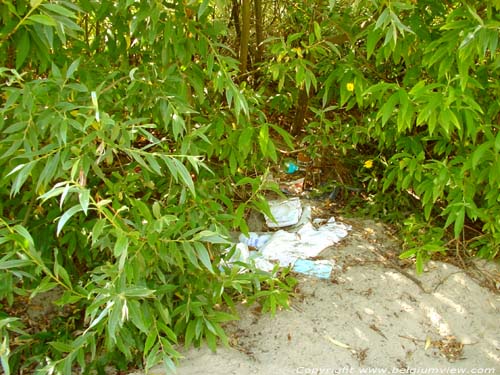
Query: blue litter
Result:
<box><xmin>293</xmin><ymin>259</ymin><xmax>334</xmax><ymax>279</ymax></box>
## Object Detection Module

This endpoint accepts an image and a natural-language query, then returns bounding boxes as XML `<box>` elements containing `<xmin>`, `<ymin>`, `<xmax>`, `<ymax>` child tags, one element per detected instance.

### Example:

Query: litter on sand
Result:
<box><xmin>293</xmin><ymin>259</ymin><xmax>334</xmax><ymax>279</ymax></box>
<box><xmin>265</xmin><ymin>197</ymin><xmax>302</xmax><ymax>228</ymax></box>
<box><xmin>224</xmin><ymin>199</ymin><xmax>350</xmax><ymax>278</ymax></box>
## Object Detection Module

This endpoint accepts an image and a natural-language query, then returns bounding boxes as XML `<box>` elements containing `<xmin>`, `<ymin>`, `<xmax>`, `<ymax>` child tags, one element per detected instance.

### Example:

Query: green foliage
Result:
<box><xmin>1</xmin><ymin>0</ymin><xmax>499</xmax><ymax>373</ymax></box>
<box><xmin>260</xmin><ymin>0</ymin><xmax>500</xmax><ymax>261</ymax></box>
<box><xmin>0</xmin><ymin>1</ymin><xmax>295</xmax><ymax>373</ymax></box>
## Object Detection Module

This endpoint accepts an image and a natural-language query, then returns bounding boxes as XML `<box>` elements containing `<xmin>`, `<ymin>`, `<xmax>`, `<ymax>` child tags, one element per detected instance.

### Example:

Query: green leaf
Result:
<box><xmin>198</xmin><ymin>0</ymin><xmax>209</xmax><ymax>18</ymax></box>
<box><xmin>28</xmin><ymin>14</ymin><xmax>56</xmax><ymax>26</ymax></box>
<box><xmin>375</xmin><ymin>8</ymin><xmax>389</xmax><ymax>30</ymax></box>
<box><xmin>57</xmin><ymin>204</ymin><xmax>83</xmax><ymax>236</ymax></box>
<box><xmin>415</xmin><ymin>252</ymin><xmax>424</xmax><ymax>274</ymax></box>
<box><xmin>30</xmin><ymin>0</ymin><xmax>44</xmax><ymax>7</ymax></box>
<box><xmin>144</xmin><ymin>331</ymin><xmax>157</xmax><ymax>356</ymax></box>
<box><xmin>453</xmin><ymin>206</ymin><xmax>465</xmax><ymax>238</ymax></box>
<box><xmin>16</xmin><ymin>31</ymin><xmax>30</xmax><ymax>69</ymax></box>
<box><xmin>185</xmin><ymin>319</ymin><xmax>196</xmax><ymax>347</ymax></box>
<box><xmin>8</xmin><ymin>161</ymin><xmax>37</xmax><ymax>196</ymax></box>
<box><xmin>313</xmin><ymin>21</ymin><xmax>321</xmax><ymax>42</ymax></box>
<box><xmin>13</xmin><ymin>225</ymin><xmax>35</xmax><ymax>249</ymax></box>
<box><xmin>42</xmin><ymin>3</ymin><xmax>77</xmax><ymax>18</ymax></box>
<box><xmin>195</xmin><ymin>242</ymin><xmax>214</xmax><ymax>274</ymax></box>
<box><xmin>66</xmin><ymin>58</ymin><xmax>80</xmax><ymax>79</ymax></box>
<box><xmin>182</xmin><ymin>242</ymin><xmax>199</xmax><ymax>269</ymax></box>
<box><xmin>472</xmin><ymin>142</ymin><xmax>491</xmax><ymax>169</ymax></box>
<box><xmin>91</xmin><ymin>219</ymin><xmax>106</xmax><ymax>245</ymax></box>
<box><xmin>49</xmin><ymin>341</ymin><xmax>73</xmax><ymax>353</ymax></box>
<box><xmin>123</xmin><ymin>287</ymin><xmax>155</xmax><ymax>298</ymax></box>
<box><xmin>205</xmin><ymin>329</ymin><xmax>217</xmax><ymax>352</ymax></box>
<box><xmin>0</xmin><ymin>259</ymin><xmax>32</xmax><ymax>270</ymax></box>
<box><xmin>114</xmin><ymin>231</ymin><xmax>129</xmax><ymax>257</ymax></box>
<box><xmin>79</xmin><ymin>189</ymin><xmax>90</xmax><ymax>215</ymax></box>
<box><xmin>167</xmin><ymin>157</ymin><xmax>195</xmax><ymax>196</ymax></box>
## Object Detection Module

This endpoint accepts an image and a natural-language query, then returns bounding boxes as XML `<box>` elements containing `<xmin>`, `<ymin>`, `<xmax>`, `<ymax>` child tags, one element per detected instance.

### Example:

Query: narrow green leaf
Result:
<box><xmin>28</xmin><ymin>14</ymin><xmax>57</xmax><ymax>26</ymax></box>
<box><xmin>144</xmin><ymin>331</ymin><xmax>157</xmax><ymax>356</ymax></box>
<box><xmin>91</xmin><ymin>219</ymin><xmax>106</xmax><ymax>245</ymax></box>
<box><xmin>57</xmin><ymin>204</ymin><xmax>83</xmax><ymax>236</ymax></box>
<box><xmin>0</xmin><ymin>259</ymin><xmax>32</xmax><ymax>270</ymax></box>
<box><xmin>13</xmin><ymin>225</ymin><xmax>35</xmax><ymax>249</ymax></box>
<box><xmin>30</xmin><ymin>0</ymin><xmax>44</xmax><ymax>8</ymax></box>
<box><xmin>454</xmin><ymin>206</ymin><xmax>465</xmax><ymax>238</ymax></box>
<box><xmin>65</xmin><ymin>58</ymin><xmax>80</xmax><ymax>79</ymax></box>
<box><xmin>198</xmin><ymin>0</ymin><xmax>209</xmax><ymax>18</ymax></box>
<box><xmin>415</xmin><ymin>252</ymin><xmax>424</xmax><ymax>274</ymax></box>
<box><xmin>195</xmin><ymin>243</ymin><xmax>214</xmax><ymax>274</ymax></box>
<box><xmin>185</xmin><ymin>319</ymin><xmax>196</xmax><ymax>347</ymax></box>
<box><xmin>183</xmin><ymin>242</ymin><xmax>199</xmax><ymax>269</ymax></box>
<box><xmin>54</xmin><ymin>263</ymin><xmax>71</xmax><ymax>287</ymax></box>
<box><xmin>169</xmin><ymin>158</ymin><xmax>195</xmax><ymax>196</ymax></box>
<box><xmin>313</xmin><ymin>21</ymin><xmax>321</xmax><ymax>42</ymax></box>
<box><xmin>145</xmin><ymin>154</ymin><xmax>162</xmax><ymax>175</ymax></box>
<box><xmin>123</xmin><ymin>287</ymin><xmax>155</xmax><ymax>298</ymax></box>
<box><xmin>162</xmin><ymin>353</ymin><xmax>177</xmax><ymax>374</ymax></box>
<box><xmin>16</xmin><ymin>31</ymin><xmax>30</xmax><ymax>69</ymax></box>
<box><xmin>42</xmin><ymin>3</ymin><xmax>77</xmax><ymax>18</ymax></box>
<box><xmin>114</xmin><ymin>231</ymin><xmax>129</xmax><ymax>257</ymax></box>
<box><xmin>79</xmin><ymin>189</ymin><xmax>90</xmax><ymax>215</ymax></box>
<box><xmin>375</xmin><ymin>8</ymin><xmax>389</xmax><ymax>30</ymax></box>
<box><xmin>49</xmin><ymin>341</ymin><xmax>73</xmax><ymax>353</ymax></box>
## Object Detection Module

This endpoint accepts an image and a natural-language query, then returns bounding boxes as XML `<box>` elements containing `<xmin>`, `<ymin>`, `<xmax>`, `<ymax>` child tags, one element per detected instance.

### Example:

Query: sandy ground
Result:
<box><xmin>131</xmin><ymin>219</ymin><xmax>500</xmax><ymax>375</ymax></box>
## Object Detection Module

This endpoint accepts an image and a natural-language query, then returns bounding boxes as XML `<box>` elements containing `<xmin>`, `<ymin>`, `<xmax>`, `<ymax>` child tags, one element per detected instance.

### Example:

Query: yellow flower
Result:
<box><xmin>346</xmin><ymin>82</ymin><xmax>355</xmax><ymax>92</ymax></box>
<box><xmin>364</xmin><ymin>159</ymin><xmax>373</xmax><ymax>169</ymax></box>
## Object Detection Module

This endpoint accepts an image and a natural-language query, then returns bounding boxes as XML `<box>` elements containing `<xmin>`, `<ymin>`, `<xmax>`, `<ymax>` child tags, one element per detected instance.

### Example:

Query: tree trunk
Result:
<box><xmin>239</xmin><ymin>0</ymin><xmax>251</xmax><ymax>73</ymax></box>
<box><xmin>291</xmin><ymin>87</ymin><xmax>309</xmax><ymax>136</ymax></box>
<box><xmin>254</xmin><ymin>0</ymin><xmax>263</xmax><ymax>64</ymax></box>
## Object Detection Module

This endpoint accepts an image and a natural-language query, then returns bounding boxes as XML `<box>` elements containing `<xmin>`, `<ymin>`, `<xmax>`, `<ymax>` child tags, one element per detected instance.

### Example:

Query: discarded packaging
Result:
<box><xmin>224</xmin><ymin>199</ymin><xmax>350</xmax><ymax>278</ymax></box>
<box><xmin>265</xmin><ymin>197</ymin><xmax>302</xmax><ymax>228</ymax></box>
<box><xmin>259</xmin><ymin>219</ymin><xmax>349</xmax><ymax>267</ymax></box>
<box><xmin>279</xmin><ymin>178</ymin><xmax>305</xmax><ymax>195</ymax></box>
<box><xmin>239</xmin><ymin>232</ymin><xmax>272</xmax><ymax>249</ymax></box>
<box><xmin>293</xmin><ymin>259</ymin><xmax>334</xmax><ymax>279</ymax></box>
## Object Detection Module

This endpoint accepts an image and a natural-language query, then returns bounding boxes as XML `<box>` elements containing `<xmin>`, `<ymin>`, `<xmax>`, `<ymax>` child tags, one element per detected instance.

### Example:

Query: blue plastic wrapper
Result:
<box><xmin>292</xmin><ymin>259</ymin><xmax>333</xmax><ymax>279</ymax></box>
